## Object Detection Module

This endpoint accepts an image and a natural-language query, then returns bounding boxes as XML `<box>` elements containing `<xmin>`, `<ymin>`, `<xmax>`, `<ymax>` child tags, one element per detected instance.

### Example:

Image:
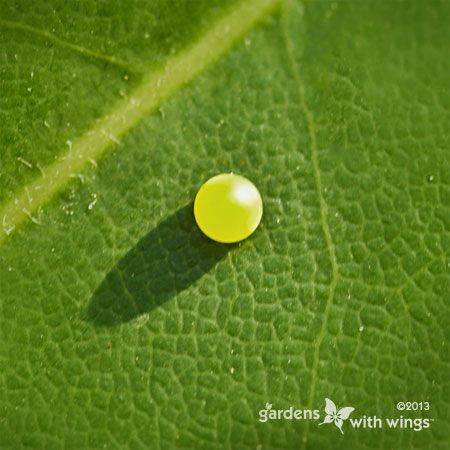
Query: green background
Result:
<box><xmin>0</xmin><ymin>0</ymin><xmax>449</xmax><ymax>448</ymax></box>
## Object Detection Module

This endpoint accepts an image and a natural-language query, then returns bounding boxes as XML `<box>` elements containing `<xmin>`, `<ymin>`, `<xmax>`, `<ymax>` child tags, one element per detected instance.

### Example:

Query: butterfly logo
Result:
<box><xmin>318</xmin><ymin>398</ymin><xmax>354</xmax><ymax>434</ymax></box>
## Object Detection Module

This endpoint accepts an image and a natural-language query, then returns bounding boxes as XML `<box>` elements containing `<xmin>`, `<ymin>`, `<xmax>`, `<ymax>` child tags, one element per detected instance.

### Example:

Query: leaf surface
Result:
<box><xmin>0</xmin><ymin>0</ymin><xmax>449</xmax><ymax>449</ymax></box>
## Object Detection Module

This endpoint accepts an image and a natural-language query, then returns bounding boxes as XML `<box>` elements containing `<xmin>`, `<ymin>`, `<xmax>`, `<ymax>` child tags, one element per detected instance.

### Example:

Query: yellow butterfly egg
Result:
<box><xmin>194</xmin><ymin>173</ymin><xmax>263</xmax><ymax>244</ymax></box>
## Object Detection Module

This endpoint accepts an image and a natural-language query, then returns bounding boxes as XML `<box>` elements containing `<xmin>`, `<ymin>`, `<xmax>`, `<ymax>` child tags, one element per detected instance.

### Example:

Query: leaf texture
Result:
<box><xmin>0</xmin><ymin>0</ymin><xmax>449</xmax><ymax>449</ymax></box>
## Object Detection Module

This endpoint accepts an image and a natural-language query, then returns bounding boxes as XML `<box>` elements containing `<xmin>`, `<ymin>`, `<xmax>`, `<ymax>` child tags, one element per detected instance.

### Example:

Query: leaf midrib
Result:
<box><xmin>0</xmin><ymin>0</ymin><xmax>280</xmax><ymax>245</ymax></box>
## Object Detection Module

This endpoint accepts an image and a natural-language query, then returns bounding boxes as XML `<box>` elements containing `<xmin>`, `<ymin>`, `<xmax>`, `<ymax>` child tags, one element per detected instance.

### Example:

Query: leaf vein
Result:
<box><xmin>0</xmin><ymin>18</ymin><xmax>136</xmax><ymax>72</ymax></box>
<box><xmin>0</xmin><ymin>0</ymin><xmax>280</xmax><ymax>245</ymax></box>
<box><xmin>280</xmin><ymin>6</ymin><xmax>339</xmax><ymax>448</ymax></box>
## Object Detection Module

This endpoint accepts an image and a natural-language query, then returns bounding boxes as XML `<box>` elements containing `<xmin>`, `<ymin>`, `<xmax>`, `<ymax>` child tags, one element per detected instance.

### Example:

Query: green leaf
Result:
<box><xmin>0</xmin><ymin>0</ymin><xmax>449</xmax><ymax>449</ymax></box>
